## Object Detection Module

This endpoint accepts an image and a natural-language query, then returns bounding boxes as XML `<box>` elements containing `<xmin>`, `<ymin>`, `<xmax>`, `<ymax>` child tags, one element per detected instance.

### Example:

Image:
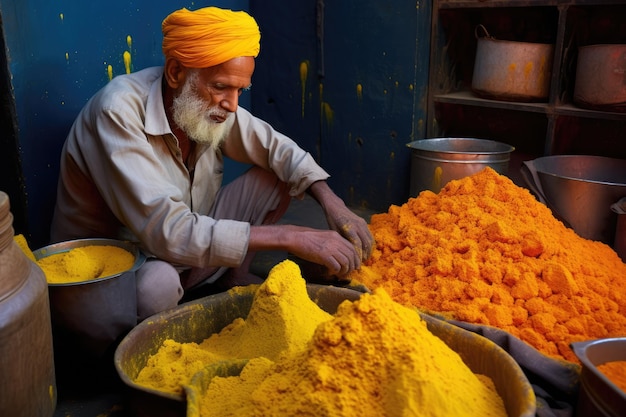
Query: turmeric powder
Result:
<box><xmin>197</xmin><ymin>288</ymin><xmax>507</xmax><ymax>417</ymax></box>
<box><xmin>349</xmin><ymin>167</ymin><xmax>626</xmax><ymax>363</ymax></box>
<box><xmin>134</xmin><ymin>260</ymin><xmax>332</xmax><ymax>395</ymax></box>
<box><xmin>138</xmin><ymin>259</ymin><xmax>508</xmax><ymax>417</ymax></box>
<box><xmin>37</xmin><ymin>245</ymin><xmax>135</xmax><ymax>284</ymax></box>
<box><xmin>596</xmin><ymin>361</ymin><xmax>626</xmax><ymax>393</ymax></box>
<box><xmin>14</xmin><ymin>234</ymin><xmax>36</xmax><ymax>262</ymax></box>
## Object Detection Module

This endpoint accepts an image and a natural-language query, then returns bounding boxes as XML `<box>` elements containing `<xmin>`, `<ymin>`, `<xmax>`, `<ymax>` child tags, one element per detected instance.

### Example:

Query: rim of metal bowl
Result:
<box><xmin>534</xmin><ymin>155</ymin><xmax>626</xmax><ymax>187</ymax></box>
<box><xmin>406</xmin><ymin>138</ymin><xmax>516</xmax><ymax>155</ymax></box>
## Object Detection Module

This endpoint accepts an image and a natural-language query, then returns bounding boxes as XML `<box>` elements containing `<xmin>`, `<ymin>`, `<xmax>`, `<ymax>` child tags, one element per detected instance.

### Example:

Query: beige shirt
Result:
<box><xmin>51</xmin><ymin>66</ymin><xmax>329</xmax><ymax>269</ymax></box>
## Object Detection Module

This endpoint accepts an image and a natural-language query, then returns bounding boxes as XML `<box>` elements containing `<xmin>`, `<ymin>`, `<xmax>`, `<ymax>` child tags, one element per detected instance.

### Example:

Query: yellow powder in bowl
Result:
<box><xmin>38</xmin><ymin>245</ymin><xmax>135</xmax><ymax>284</ymax></box>
<box><xmin>134</xmin><ymin>260</ymin><xmax>509</xmax><ymax>417</ymax></box>
<box><xmin>134</xmin><ymin>260</ymin><xmax>332</xmax><ymax>395</ymax></box>
<box><xmin>197</xmin><ymin>288</ymin><xmax>507</xmax><ymax>417</ymax></box>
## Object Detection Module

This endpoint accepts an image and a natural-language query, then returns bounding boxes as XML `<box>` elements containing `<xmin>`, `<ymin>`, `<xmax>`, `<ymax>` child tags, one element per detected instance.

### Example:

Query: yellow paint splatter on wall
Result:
<box><xmin>356</xmin><ymin>83</ymin><xmax>363</xmax><ymax>101</ymax></box>
<box><xmin>107</xmin><ymin>64</ymin><xmax>113</xmax><ymax>81</ymax></box>
<box><xmin>123</xmin><ymin>51</ymin><xmax>132</xmax><ymax>74</ymax></box>
<box><xmin>318</xmin><ymin>83</ymin><xmax>333</xmax><ymax>128</ymax></box>
<box><xmin>59</xmin><ymin>13</ymin><xmax>64</xmax><ymax>21</ymax></box>
<box><xmin>299</xmin><ymin>61</ymin><xmax>308</xmax><ymax>118</ymax></box>
<box><xmin>65</xmin><ymin>52</ymin><xmax>69</xmax><ymax>61</ymax></box>
<box><xmin>127</xmin><ymin>35</ymin><xmax>132</xmax><ymax>49</ymax></box>
<box><xmin>321</xmin><ymin>102</ymin><xmax>334</xmax><ymax>128</ymax></box>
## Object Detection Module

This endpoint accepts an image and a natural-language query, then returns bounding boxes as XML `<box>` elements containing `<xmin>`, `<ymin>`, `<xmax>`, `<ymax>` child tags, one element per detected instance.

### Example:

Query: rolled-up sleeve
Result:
<box><xmin>208</xmin><ymin>219</ymin><xmax>250</xmax><ymax>266</ymax></box>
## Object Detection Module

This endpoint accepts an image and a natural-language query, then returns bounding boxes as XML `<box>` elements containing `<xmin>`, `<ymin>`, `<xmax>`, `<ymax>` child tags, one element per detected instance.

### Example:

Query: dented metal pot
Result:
<box><xmin>472</xmin><ymin>25</ymin><xmax>554</xmax><ymax>102</ymax></box>
<box><xmin>574</xmin><ymin>44</ymin><xmax>626</xmax><ymax>112</ymax></box>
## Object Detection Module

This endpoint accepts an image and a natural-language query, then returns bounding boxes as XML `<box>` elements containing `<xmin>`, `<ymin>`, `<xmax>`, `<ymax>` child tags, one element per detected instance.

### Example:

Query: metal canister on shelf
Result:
<box><xmin>471</xmin><ymin>24</ymin><xmax>554</xmax><ymax>102</ymax></box>
<box><xmin>0</xmin><ymin>191</ymin><xmax>56</xmax><ymax>417</ymax></box>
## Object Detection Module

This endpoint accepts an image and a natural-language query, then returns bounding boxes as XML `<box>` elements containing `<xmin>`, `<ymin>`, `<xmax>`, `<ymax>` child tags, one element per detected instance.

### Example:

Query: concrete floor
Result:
<box><xmin>52</xmin><ymin>195</ymin><xmax>376</xmax><ymax>417</ymax></box>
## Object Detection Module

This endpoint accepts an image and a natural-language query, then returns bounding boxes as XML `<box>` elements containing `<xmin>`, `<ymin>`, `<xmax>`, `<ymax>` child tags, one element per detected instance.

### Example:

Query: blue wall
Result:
<box><xmin>251</xmin><ymin>0</ymin><xmax>431</xmax><ymax>212</ymax></box>
<box><xmin>0</xmin><ymin>0</ymin><xmax>430</xmax><ymax>248</ymax></box>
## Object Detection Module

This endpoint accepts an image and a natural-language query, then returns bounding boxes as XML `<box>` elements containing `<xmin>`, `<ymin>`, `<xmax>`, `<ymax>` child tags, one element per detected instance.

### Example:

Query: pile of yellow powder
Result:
<box><xmin>136</xmin><ymin>260</ymin><xmax>508</xmax><ymax>417</ymax></box>
<box><xmin>135</xmin><ymin>260</ymin><xmax>333</xmax><ymax>395</ymax></box>
<box><xmin>348</xmin><ymin>167</ymin><xmax>626</xmax><ymax>363</ymax></box>
<box><xmin>196</xmin><ymin>287</ymin><xmax>507</xmax><ymax>417</ymax></box>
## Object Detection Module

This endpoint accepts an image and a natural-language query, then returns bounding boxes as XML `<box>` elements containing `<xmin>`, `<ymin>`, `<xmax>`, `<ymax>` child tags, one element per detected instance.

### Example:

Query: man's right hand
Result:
<box><xmin>248</xmin><ymin>225</ymin><xmax>362</xmax><ymax>278</ymax></box>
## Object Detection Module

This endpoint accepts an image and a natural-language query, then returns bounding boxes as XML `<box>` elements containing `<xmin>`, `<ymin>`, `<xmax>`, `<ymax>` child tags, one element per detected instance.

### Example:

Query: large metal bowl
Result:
<box><xmin>114</xmin><ymin>284</ymin><xmax>363</xmax><ymax>417</ymax></box>
<box><xmin>115</xmin><ymin>285</ymin><xmax>536</xmax><ymax>417</ymax></box>
<box><xmin>521</xmin><ymin>155</ymin><xmax>626</xmax><ymax>245</ymax></box>
<box><xmin>33</xmin><ymin>238</ymin><xmax>145</xmax><ymax>359</ymax></box>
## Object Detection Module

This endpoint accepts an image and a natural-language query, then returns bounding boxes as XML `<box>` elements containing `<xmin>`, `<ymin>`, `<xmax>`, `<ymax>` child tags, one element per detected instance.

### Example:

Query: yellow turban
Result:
<box><xmin>162</xmin><ymin>7</ymin><xmax>260</xmax><ymax>68</ymax></box>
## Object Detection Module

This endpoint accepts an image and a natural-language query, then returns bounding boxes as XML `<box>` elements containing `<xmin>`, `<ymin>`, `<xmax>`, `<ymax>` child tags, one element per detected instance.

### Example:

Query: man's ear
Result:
<box><xmin>164</xmin><ymin>58</ymin><xmax>186</xmax><ymax>89</ymax></box>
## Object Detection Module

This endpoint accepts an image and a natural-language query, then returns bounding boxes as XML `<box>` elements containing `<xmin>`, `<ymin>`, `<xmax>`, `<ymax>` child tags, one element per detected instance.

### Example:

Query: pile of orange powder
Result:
<box><xmin>349</xmin><ymin>167</ymin><xmax>626</xmax><ymax>363</ymax></box>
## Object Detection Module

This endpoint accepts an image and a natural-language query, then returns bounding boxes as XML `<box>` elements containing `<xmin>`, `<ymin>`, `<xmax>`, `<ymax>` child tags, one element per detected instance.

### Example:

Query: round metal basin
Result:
<box><xmin>522</xmin><ymin>155</ymin><xmax>626</xmax><ymax>244</ymax></box>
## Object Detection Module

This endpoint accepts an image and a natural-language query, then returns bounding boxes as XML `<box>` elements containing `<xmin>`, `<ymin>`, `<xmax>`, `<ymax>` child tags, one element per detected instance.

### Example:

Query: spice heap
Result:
<box><xmin>136</xmin><ymin>260</ymin><xmax>507</xmax><ymax>417</ymax></box>
<box><xmin>197</xmin><ymin>284</ymin><xmax>506</xmax><ymax>417</ymax></box>
<box><xmin>135</xmin><ymin>260</ymin><xmax>333</xmax><ymax>395</ymax></box>
<box><xmin>349</xmin><ymin>167</ymin><xmax>626</xmax><ymax>363</ymax></box>
<box><xmin>37</xmin><ymin>245</ymin><xmax>135</xmax><ymax>284</ymax></box>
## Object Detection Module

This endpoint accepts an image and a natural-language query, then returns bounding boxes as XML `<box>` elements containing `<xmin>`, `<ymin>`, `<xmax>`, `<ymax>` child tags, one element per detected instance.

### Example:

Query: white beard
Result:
<box><xmin>172</xmin><ymin>71</ymin><xmax>235</xmax><ymax>149</ymax></box>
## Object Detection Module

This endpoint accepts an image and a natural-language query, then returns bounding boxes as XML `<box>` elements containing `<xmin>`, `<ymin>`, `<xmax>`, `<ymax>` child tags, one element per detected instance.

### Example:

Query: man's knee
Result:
<box><xmin>136</xmin><ymin>259</ymin><xmax>184</xmax><ymax>321</ymax></box>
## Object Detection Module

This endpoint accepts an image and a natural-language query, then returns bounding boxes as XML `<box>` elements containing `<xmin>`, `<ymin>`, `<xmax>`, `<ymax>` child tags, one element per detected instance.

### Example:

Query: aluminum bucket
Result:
<box><xmin>407</xmin><ymin>138</ymin><xmax>515</xmax><ymax>197</ymax></box>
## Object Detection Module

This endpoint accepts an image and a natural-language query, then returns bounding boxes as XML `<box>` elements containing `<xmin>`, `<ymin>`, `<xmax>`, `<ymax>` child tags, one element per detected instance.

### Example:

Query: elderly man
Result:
<box><xmin>51</xmin><ymin>7</ymin><xmax>373</xmax><ymax>320</ymax></box>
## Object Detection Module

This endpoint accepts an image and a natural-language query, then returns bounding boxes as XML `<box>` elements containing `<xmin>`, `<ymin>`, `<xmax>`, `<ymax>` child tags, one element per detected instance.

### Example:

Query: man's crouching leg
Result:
<box><xmin>136</xmin><ymin>259</ymin><xmax>184</xmax><ymax>321</ymax></box>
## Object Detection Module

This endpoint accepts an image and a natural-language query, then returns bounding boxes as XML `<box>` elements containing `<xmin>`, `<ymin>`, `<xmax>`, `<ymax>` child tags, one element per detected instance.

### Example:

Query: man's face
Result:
<box><xmin>171</xmin><ymin>57</ymin><xmax>254</xmax><ymax>148</ymax></box>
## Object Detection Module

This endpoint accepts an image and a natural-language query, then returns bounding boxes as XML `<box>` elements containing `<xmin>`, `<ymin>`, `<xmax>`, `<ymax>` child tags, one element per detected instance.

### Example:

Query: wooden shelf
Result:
<box><xmin>438</xmin><ymin>0</ymin><xmax>619</xmax><ymax>8</ymax></box>
<box><xmin>553</xmin><ymin>104</ymin><xmax>626</xmax><ymax>121</ymax></box>
<box><xmin>434</xmin><ymin>91</ymin><xmax>626</xmax><ymax>120</ymax></box>
<box><xmin>427</xmin><ymin>1</ymin><xmax>626</xmax><ymax>156</ymax></box>
<box><xmin>434</xmin><ymin>91</ymin><xmax>550</xmax><ymax>114</ymax></box>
